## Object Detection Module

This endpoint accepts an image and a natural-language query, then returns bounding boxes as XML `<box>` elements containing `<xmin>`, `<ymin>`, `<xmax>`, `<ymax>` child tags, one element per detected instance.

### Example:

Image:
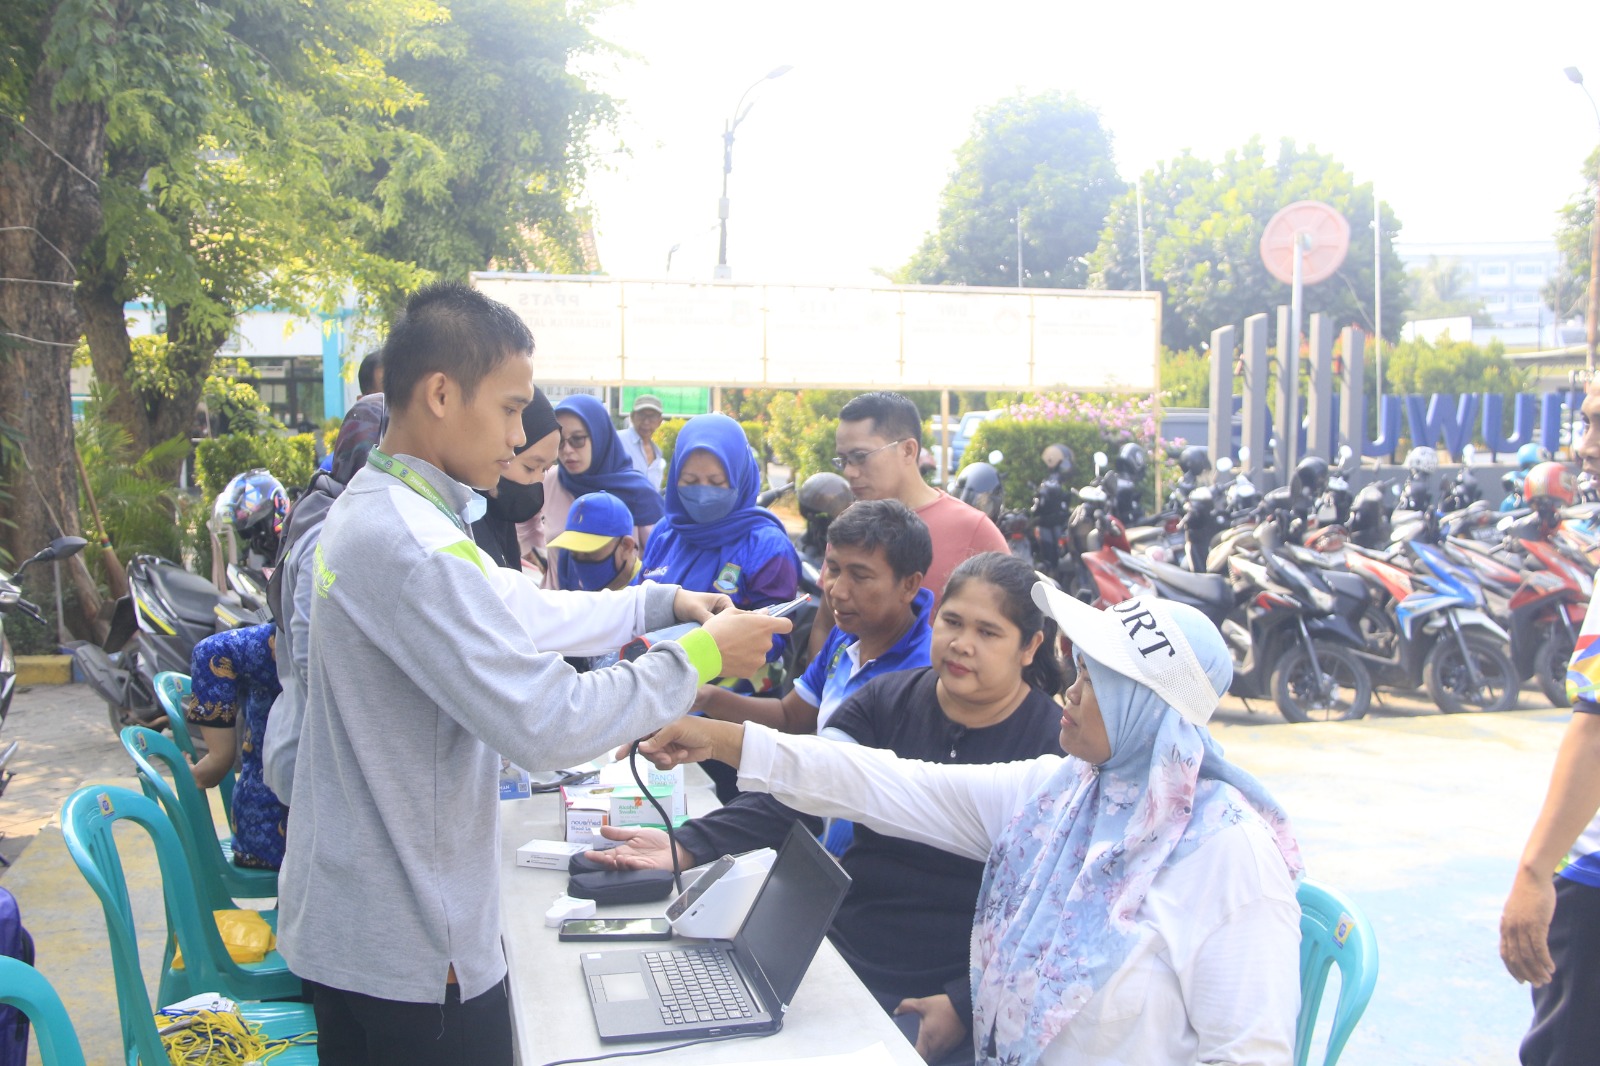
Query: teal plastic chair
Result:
<box><xmin>60</xmin><ymin>786</ymin><xmax>314</xmax><ymax>1065</ymax></box>
<box><xmin>152</xmin><ymin>671</ymin><xmax>236</xmax><ymax>831</ymax></box>
<box><xmin>120</xmin><ymin>726</ymin><xmax>277</xmax><ymax>904</ymax></box>
<box><xmin>1295</xmin><ymin>878</ymin><xmax>1379</xmax><ymax>1066</ymax></box>
<box><xmin>0</xmin><ymin>956</ymin><xmax>87</xmax><ymax>1066</ymax></box>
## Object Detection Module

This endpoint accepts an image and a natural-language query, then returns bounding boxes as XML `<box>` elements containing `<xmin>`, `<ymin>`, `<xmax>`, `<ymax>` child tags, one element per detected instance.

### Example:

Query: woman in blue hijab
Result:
<box><xmin>539</xmin><ymin>394</ymin><xmax>664</xmax><ymax>589</ymax></box>
<box><xmin>641</xmin><ymin>413</ymin><xmax>798</xmax><ymax>610</ymax></box>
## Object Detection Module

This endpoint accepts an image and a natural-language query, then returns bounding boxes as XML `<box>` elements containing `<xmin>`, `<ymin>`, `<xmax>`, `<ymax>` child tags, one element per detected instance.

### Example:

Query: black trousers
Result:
<box><xmin>308</xmin><ymin>978</ymin><xmax>513</xmax><ymax>1066</ymax></box>
<box><xmin>1522</xmin><ymin>876</ymin><xmax>1600</xmax><ymax>1066</ymax></box>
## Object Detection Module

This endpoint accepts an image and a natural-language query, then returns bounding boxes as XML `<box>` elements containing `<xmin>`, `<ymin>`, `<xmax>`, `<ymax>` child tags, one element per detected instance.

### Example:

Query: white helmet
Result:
<box><xmin>1405</xmin><ymin>446</ymin><xmax>1438</xmax><ymax>476</ymax></box>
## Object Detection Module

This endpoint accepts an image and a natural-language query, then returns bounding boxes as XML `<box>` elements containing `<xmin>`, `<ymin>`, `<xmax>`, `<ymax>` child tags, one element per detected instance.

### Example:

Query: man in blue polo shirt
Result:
<box><xmin>694</xmin><ymin>498</ymin><xmax>932</xmax><ymax>734</ymax></box>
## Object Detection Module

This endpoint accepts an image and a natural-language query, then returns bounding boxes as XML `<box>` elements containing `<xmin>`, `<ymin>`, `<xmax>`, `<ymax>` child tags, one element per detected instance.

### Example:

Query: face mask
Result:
<box><xmin>678</xmin><ymin>484</ymin><xmax>736</xmax><ymax>525</ymax></box>
<box><xmin>463</xmin><ymin>492</ymin><xmax>488</xmax><ymax>526</ymax></box>
<box><xmin>490</xmin><ymin>479</ymin><xmax>545</xmax><ymax>523</ymax></box>
<box><xmin>569</xmin><ymin>546</ymin><xmax>625</xmax><ymax>591</ymax></box>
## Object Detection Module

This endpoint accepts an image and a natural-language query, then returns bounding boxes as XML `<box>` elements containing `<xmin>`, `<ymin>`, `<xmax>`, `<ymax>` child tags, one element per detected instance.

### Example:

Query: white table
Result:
<box><xmin>498</xmin><ymin>770</ymin><xmax>924</xmax><ymax>1065</ymax></box>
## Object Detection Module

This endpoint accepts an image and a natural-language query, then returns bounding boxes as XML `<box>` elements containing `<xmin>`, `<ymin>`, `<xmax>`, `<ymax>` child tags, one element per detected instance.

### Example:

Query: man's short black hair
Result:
<box><xmin>357</xmin><ymin>350</ymin><xmax>383</xmax><ymax>395</ymax></box>
<box><xmin>838</xmin><ymin>391</ymin><xmax>923</xmax><ymax>444</ymax></box>
<box><xmin>381</xmin><ymin>283</ymin><xmax>534</xmax><ymax>413</ymax></box>
<box><xmin>826</xmin><ymin>498</ymin><xmax>932</xmax><ymax>581</ymax></box>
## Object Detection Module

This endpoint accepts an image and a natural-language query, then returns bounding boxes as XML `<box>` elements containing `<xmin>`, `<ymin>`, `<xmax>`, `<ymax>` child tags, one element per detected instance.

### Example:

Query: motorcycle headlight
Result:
<box><xmin>1309</xmin><ymin>589</ymin><xmax>1336</xmax><ymax>614</ymax></box>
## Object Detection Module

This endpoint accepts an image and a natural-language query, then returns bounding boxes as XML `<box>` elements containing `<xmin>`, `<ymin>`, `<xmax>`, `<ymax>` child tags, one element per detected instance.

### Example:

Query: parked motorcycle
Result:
<box><xmin>1</xmin><ymin>536</ymin><xmax>89</xmax><ymax>788</ymax></box>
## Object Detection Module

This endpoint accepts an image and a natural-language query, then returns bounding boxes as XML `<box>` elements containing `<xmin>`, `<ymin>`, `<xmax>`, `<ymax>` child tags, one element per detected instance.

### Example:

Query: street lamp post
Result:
<box><xmin>715</xmin><ymin>65</ymin><xmax>792</xmax><ymax>281</ymax></box>
<box><xmin>1566</xmin><ymin>66</ymin><xmax>1600</xmax><ymax>372</ymax></box>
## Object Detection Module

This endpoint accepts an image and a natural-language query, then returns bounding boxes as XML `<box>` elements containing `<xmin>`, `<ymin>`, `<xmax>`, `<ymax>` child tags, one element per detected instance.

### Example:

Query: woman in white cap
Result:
<box><xmin>634</xmin><ymin>590</ymin><xmax>1304</xmax><ymax>1066</ymax></box>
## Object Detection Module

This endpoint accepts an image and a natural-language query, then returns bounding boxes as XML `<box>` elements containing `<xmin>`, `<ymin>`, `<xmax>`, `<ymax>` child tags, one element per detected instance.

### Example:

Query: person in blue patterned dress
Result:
<box><xmin>186</xmin><ymin>622</ymin><xmax>287</xmax><ymax>870</ymax></box>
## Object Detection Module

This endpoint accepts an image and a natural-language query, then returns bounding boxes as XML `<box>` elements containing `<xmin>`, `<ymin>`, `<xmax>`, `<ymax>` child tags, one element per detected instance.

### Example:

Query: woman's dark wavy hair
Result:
<box><xmin>942</xmin><ymin>551</ymin><xmax>1064</xmax><ymax>695</ymax></box>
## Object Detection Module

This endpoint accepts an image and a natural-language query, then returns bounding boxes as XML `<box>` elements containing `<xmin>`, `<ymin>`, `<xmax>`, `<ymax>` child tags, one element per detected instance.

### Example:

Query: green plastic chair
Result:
<box><xmin>0</xmin><ymin>956</ymin><xmax>87</xmax><ymax>1066</ymax></box>
<box><xmin>119</xmin><ymin>726</ymin><xmax>276</xmax><ymax>904</ymax></box>
<box><xmin>152</xmin><ymin>671</ymin><xmax>236</xmax><ymax>831</ymax></box>
<box><xmin>60</xmin><ymin>786</ymin><xmax>314</xmax><ymax>1065</ymax></box>
<box><xmin>1295</xmin><ymin>878</ymin><xmax>1379</xmax><ymax>1066</ymax></box>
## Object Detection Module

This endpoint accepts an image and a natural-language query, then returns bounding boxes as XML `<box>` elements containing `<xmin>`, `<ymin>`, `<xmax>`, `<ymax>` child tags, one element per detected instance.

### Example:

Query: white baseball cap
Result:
<box><xmin>1031</xmin><ymin>583</ymin><xmax>1231</xmax><ymax>725</ymax></box>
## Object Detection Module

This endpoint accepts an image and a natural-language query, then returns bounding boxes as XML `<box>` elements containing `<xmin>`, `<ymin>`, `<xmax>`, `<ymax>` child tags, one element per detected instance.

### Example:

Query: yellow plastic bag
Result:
<box><xmin>172</xmin><ymin>909</ymin><xmax>275</xmax><ymax>969</ymax></box>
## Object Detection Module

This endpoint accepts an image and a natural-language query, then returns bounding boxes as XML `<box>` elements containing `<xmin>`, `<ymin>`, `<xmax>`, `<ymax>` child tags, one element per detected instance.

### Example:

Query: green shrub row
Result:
<box><xmin>194</xmin><ymin>432</ymin><xmax>317</xmax><ymax>499</ymax></box>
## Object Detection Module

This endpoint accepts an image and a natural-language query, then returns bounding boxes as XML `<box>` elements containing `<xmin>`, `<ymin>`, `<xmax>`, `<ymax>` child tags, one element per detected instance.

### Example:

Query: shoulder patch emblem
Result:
<box><xmin>714</xmin><ymin>562</ymin><xmax>742</xmax><ymax>595</ymax></box>
<box><xmin>313</xmin><ymin>542</ymin><xmax>336</xmax><ymax>599</ymax></box>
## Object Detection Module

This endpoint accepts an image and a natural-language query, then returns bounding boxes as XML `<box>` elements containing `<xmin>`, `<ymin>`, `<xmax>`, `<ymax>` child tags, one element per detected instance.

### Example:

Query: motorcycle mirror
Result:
<box><xmin>988</xmin><ymin>450</ymin><xmax>1004</xmax><ymax>464</ymax></box>
<box><xmin>1093</xmin><ymin>451</ymin><xmax>1108</xmax><ymax>472</ymax></box>
<box><xmin>1335</xmin><ymin>444</ymin><xmax>1354</xmax><ymax>472</ymax></box>
<box><xmin>1239</xmin><ymin>445</ymin><xmax>1251</xmax><ymax>463</ymax></box>
<box><xmin>1461</xmin><ymin>443</ymin><xmax>1476</xmax><ymax>465</ymax></box>
<box><xmin>43</xmin><ymin>536</ymin><xmax>88</xmax><ymax>562</ymax></box>
<box><xmin>1216</xmin><ymin>456</ymin><xmax>1234</xmax><ymax>473</ymax></box>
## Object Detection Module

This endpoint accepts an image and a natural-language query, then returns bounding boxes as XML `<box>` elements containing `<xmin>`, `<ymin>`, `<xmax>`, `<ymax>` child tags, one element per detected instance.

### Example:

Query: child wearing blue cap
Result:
<box><xmin>548</xmin><ymin>492</ymin><xmax>642</xmax><ymax>592</ymax></box>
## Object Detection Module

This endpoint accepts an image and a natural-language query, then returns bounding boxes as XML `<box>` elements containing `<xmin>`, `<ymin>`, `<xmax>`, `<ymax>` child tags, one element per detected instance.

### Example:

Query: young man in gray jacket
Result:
<box><xmin>276</xmin><ymin>282</ymin><xmax>788</xmax><ymax>1066</ymax></box>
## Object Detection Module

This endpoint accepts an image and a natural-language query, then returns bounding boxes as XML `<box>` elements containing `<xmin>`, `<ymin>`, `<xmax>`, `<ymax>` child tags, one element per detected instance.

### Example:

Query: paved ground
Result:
<box><xmin>0</xmin><ymin>680</ymin><xmax>1572</xmax><ymax>1064</ymax></box>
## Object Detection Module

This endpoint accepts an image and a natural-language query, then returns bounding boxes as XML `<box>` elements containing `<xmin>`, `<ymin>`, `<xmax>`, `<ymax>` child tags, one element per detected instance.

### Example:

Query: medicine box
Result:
<box><xmin>595</xmin><ymin>757</ymin><xmax>686</xmax><ymax>820</ymax></box>
<box><xmin>515</xmin><ymin>838</ymin><xmax>587</xmax><ymax>871</ymax></box>
<box><xmin>561</xmin><ymin>782</ymin><xmax>685</xmax><ymax>846</ymax></box>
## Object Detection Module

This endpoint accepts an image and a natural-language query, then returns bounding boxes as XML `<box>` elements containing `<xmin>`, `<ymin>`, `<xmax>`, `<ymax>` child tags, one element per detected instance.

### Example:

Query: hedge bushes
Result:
<box><xmin>194</xmin><ymin>432</ymin><xmax>317</xmax><ymax>499</ymax></box>
<box><xmin>962</xmin><ymin>418</ymin><xmax>1111</xmax><ymax>511</ymax></box>
<box><xmin>656</xmin><ymin>416</ymin><xmax>771</xmax><ymax>481</ymax></box>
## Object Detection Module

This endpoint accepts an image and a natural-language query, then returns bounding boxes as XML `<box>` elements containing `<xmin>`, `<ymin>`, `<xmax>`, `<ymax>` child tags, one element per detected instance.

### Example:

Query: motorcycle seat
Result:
<box><xmin>146</xmin><ymin>563</ymin><xmax>223</xmax><ymax>627</ymax></box>
<box><xmin>1138</xmin><ymin>557</ymin><xmax>1234</xmax><ymax>610</ymax></box>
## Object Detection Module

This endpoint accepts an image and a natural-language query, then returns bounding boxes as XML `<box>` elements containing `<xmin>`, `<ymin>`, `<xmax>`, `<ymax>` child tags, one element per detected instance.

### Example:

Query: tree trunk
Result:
<box><xmin>77</xmin><ymin>257</ymin><xmax>142</xmax><ymax>440</ymax></box>
<box><xmin>158</xmin><ymin>303</ymin><xmax>228</xmax><ymax>450</ymax></box>
<box><xmin>0</xmin><ymin>7</ymin><xmax>109</xmax><ymax>629</ymax></box>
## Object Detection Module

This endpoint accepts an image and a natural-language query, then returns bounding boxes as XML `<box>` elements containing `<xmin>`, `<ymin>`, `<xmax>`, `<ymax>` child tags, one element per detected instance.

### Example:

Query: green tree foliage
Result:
<box><xmin>766</xmin><ymin>391</ymin><xmax>857</xmax><ymax>485</ymax></box>
<box><xmin>72</xmin><ymin>384</ymin><xmax>190</xmax><ymax>566</ymax></box>
<box><xmin>1382</xmin><ymin>336</ymin><xmax>1530</xmax><ymax>399</ymax></box>
<box><xmin>1088</xmin><ymin>138</ymin><xmax>1408</xmax><ymax>352</ymax></box>
<box><xmin>74</xmin><ymin>0</ymin><xmax>440</xmax><ymax>459</ymax></box>
<box><xmin>1159</xmin><ymin>348</ymin><xmax>1215</xmax><ymax>408</ymax></box>
<box><xmin>194</xmin><ymin>434</ymin><xmax>316</xmax><ymax>500</ymax></box>
<box><xmin>1545</xmin><ymin>147</ymin><xmax>1597</xmax><ymax>324</ymax></box>
<box><xmin>358</xmin><ymin>0</ymin><xmax>616</xmax><ymax>300</ymax></box>
<box><xmin>899</xmin><ymin>92</ymin><xmax>1120</xmax><ymax>288</ymax></box>
<box><xmin>1405</xmin><ymin>256</ymin><xmax>1490</xmax><ymax>325</ymax></box>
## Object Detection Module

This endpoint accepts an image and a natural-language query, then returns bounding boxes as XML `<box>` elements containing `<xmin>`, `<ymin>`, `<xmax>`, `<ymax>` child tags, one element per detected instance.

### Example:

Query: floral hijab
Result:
<box><xmin>968</xmin><ymin>652</ymin><xmax>1303</xmax><ymax>1064</ymax></box>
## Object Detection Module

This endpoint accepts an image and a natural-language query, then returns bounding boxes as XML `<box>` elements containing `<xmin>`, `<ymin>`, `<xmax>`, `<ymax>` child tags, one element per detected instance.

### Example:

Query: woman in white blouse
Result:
<box><xmin>637</xmin><ymin>587</ymin><xmax>1304</xmax><ymax>1066</ymax></box>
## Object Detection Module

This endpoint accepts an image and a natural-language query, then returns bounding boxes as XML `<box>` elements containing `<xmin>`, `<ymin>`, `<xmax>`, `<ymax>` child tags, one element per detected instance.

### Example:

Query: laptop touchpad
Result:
<box><xmin>600</xmin><ymin>972</ymin><xmax>649</xmax><ymax>1002</ymax></box>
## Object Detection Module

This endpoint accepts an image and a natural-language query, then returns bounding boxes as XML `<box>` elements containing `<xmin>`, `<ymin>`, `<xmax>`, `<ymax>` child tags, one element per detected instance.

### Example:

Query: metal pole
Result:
<box><xmin>1016</xmin><ymin>209</ymin><xmax>1023</xmax><ymax>288</ymax></box>
<box><xmin>1136</xmin><ymin>181</ymin><xmax>1147</xmax><ymax>292</ymax></box>
<box><xmin>1373</xmin><ymin>183</ymin><xmax>1383</xmax><ymax>405</ymax></box>
<box><xmin>1288</xmin><ymin>235</ymin><xmax>1305</xmax><ymax>472</ymax></box>
<box><xmin>715</xmin><ymin>121</ymin><xmax>733</xmax><ymax>280</ymax></box>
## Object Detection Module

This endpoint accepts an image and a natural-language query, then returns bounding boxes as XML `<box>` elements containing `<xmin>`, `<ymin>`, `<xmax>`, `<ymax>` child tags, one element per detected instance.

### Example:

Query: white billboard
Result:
<box><xmin>471</xmin><ymin>274</ymin><xmax>1160</xmax><ymax>393</ymax></box>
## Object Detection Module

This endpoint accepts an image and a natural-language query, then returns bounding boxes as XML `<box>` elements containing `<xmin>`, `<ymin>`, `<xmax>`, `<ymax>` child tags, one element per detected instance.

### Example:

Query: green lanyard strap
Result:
<box><xmin>367</xmin><ymin>450</ymin><xmax>468</xmax><ymax>533</ymax></box>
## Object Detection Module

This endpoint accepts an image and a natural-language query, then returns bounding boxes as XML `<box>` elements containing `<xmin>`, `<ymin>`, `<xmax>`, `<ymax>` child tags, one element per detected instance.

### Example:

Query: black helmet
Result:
<box><xmin>1041</xmin><ymin>443</ymin><xmax>1075</xmax><ymax>475</ymax></box>
<box><xmin>215</xmin><ymin>469</ymin><xmax>289</xmax><ymax>561</ymax></box>
<box><xmin>953</xmin><ymin>462</ymin><xmax>1003</xmax><ymax>523</ymax></box>
<box><xmin>1177</xmin><ymin>445</ymin><xmax>1210</xmax><ymax>478</ymax></box>
<box><xmin>798</xmin><ymin>472</ymin><xmax>854</xmax><ymax>525</ymax></box>
<box><xmin>1293</xmin><ymin>455</ymin><xmax>1329</xmax><ymax>498</ymax></box>
<box><xmin>1115</xmin><ymin>442</ymin><xmax>1148</xmax><ymax>479</ymax></box>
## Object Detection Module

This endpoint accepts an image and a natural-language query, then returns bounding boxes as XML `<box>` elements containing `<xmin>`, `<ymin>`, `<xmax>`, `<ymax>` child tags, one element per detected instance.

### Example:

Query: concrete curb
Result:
<box><xmin>14</xmin><ymin>655</ymin><xmax>72</xmax><ymax>686</ymax></box>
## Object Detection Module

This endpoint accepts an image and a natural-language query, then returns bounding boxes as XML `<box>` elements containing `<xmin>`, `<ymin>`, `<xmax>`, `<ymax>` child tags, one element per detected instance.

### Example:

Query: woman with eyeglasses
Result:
<box><xmin>534</xmin><ymin>394</ymin><xmax>664</xmax><ymax>589</ymax></box>
<box><xmin>633</xmin><ymin>589</ymin><xmax>1304</xmax><ymax>1066</ymax></box>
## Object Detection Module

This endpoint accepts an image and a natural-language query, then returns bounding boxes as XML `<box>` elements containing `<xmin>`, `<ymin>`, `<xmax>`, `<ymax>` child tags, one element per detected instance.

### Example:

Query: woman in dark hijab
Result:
<box><xmin>539</xmin><ymin>394</ymin><xmax>664</xmax><ymax>588</ymax></box>
<box><xmin>471</xmin><ymin>387</ymin><xmax>560</xmax><ymax>570</ymax></box>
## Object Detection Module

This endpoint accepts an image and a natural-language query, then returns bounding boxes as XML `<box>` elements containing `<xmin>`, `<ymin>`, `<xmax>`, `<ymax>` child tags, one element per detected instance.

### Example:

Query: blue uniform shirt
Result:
<box><xmin>794</xmin><ymin>588</ymin><xmax>935</xmax><ymax>730</ymax></box>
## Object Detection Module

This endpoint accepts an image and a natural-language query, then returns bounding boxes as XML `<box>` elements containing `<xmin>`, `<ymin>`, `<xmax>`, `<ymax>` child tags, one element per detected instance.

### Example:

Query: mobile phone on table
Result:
<box><xmin>558</xmin><ymin>916</ymin><xmax>674</xmax><ymax>942</ymax></box>
<box><xmin>762</xmin><ymin>594</ymin><xmax>811</xmax><ymax>619</ymax></box>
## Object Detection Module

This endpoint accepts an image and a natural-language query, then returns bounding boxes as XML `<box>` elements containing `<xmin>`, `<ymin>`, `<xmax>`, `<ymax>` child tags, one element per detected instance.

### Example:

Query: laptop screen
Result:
<box><xmin>736</xmin><ymin>822</ymin><xmax>852</xmax><ymax>1006</ymax></box>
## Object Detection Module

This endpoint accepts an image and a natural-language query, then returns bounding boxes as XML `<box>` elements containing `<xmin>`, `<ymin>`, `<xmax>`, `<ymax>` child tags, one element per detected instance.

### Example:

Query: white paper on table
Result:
<box><xmin>714</xmin><ymin>1043</ymin><xmax>898</xmax><ymax>1066</ymax></box>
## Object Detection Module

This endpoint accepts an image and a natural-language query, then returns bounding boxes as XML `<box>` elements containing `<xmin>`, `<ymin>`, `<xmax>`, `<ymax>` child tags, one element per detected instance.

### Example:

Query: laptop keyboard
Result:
<box><xmin>643</xmin><ymin>948</ymin><xmax>757</xmax><ymax>1025</ymax></box>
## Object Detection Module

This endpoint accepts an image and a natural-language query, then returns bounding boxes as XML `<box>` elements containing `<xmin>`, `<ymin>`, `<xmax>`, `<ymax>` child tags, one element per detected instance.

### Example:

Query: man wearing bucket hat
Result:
<box><xmin>548</xmin><ymin>492</ymin><xmax>642</xmax><ymax>593</ymax></box>
<box><xmin>633</xmin><ymin>588</ymin><xmax>1305</xmax><ymax>1066</ymax></box>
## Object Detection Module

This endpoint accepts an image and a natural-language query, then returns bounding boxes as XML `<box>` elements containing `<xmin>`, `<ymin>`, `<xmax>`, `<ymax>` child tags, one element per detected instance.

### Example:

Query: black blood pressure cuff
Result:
<box><xmin>1576</xmin><ymin>698</ymin><xmax>1600</xmax><ymax>717</ymax></box>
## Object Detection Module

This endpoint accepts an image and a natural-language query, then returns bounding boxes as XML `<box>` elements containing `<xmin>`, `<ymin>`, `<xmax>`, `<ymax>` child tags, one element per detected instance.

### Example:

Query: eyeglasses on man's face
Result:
<box><xmin>831</xmin><ymin>439</ymin><xmax>906</xmax><ymax>472</ymax></box>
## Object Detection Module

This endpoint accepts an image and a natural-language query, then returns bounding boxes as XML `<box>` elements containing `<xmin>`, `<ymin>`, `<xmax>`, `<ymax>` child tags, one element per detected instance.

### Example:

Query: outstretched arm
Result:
<box><xmin>638</xmin><ymin>718</ymin><xmax>1060</xmax><ymax>863</ymax></box>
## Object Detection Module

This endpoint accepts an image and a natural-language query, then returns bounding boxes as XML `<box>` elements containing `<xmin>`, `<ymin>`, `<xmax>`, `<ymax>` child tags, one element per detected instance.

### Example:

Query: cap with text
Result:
<box><xmin>1031</xmin><ymin>583</ymin><xmax>1230</xmax><ymax>725</ymax></box>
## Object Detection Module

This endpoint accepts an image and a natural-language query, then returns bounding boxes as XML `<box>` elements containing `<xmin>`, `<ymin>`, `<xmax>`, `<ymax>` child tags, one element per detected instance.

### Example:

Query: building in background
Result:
<box><xmin>1396</xmin><ymin>240</ymin><xmax>1580</xmax><ymax>349</ymax></box>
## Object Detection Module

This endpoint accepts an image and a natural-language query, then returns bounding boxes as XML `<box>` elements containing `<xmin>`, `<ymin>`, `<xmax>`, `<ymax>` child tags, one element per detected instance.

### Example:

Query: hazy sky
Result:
<box><xmin>577</xmin><ymin>0</ymin><xmax>1600</xmax><ymax>287</ymax></box>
